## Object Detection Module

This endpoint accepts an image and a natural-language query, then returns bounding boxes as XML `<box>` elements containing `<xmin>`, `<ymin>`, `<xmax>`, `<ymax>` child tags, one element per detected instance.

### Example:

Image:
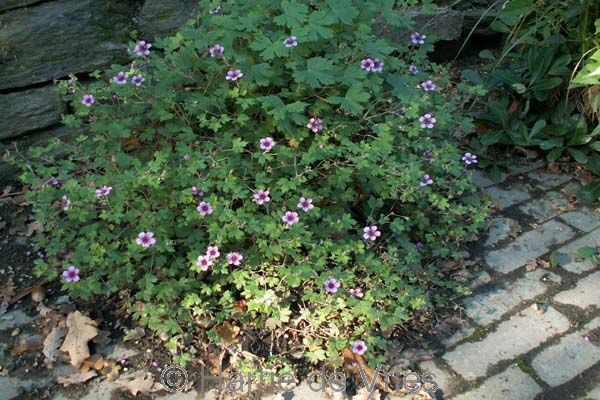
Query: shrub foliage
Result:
<box><xmin>19</xmin><ymin>0</ymin><xmax>487</xmax><ymax>369</ymax></box>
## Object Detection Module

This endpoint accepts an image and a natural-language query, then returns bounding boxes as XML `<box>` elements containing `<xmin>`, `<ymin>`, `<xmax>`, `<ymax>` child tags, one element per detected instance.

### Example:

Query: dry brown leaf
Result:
<box><xmin>11</xmin><ymin>336</ymin><xmax>43</xmax><ymax>356</ymax></box>
<box><xmin>18</xmin><ymin>220</ymin><xmax>43</xmax><ymax>237</ymax></box>
<box><xmin>342</xmin><ymin>347</ymin><xmax>389</xmax><ymax>393</ymax></box>
<box><xmin>43</xmin><ymin>326</ymin><xmax>66</xmax><ymax>367</ymax></box>
<box><xmin>115</xmin><ymin>372</ymin><xmax>163</xmax><ymax>396</ymax></box>
<box><xmin>216</xmin><ymin>322</ymin><xmax>240</xmax><ymax>345</ymax></box>
<box><xmin>525</xmin><ymin>260</ymin><xmax>538</xmax><ymax>272</ymax></box>
<box><xmin>0</xmin><ymin>276</ymin><xmax>15</xmax><ymax>316</ymax></box>
<box><xmin>104</xmin><ymin>360</ymin><xmax>121</xmax><ymax>381</ymax></box>
<box><xmin>80</xmin><ymin>354</ymin><xmax>105</xmax><ymax>373</ymax></box>
<box><xmin>59</xmin><ymin>311</ymin><xmax>98</xmax><ymax>367</ymax></box>
<box><xmin>548</xmin><ymin>163</ymin><xmax>561</xmax><ymax>174</ymax></box>
<box><xmin>57</xmin><ymin>370</ymin><xmax>97</xmax><ymax>386</ymax></box>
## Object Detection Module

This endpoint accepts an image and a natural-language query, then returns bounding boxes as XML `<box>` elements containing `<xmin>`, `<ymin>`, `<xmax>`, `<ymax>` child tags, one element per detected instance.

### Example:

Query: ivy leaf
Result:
<box><xmin>328</xmin><ymin>84</ymin><xmax>370</xmax><ymax>114</ymax></box>
<box><xmin>274</xmin><ymin>0</ymin><xmax>308</xmax><ymax>29</ymax></box>
<box><xmin>326</xmin><ymin>0</ymin><xmax>359</xmax><ymax>24</ymax></box>
<box><xmin>293</xmin><ymin>57</ymin><xmax>337</xmax><ymax>87</ymax></box>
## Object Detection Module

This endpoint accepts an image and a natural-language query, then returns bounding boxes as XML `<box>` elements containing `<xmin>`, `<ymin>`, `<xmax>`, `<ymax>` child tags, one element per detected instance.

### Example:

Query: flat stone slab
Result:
<box><xmin>484</xmin><ymin>183</ymin><xmax>532</xmax><ymax>209</ymax></box>
<box><xmin>0</xmin><ymin>0</ymin><xmax>133</xmax><ymax>90</ymax></box>
<box><xmin>442</xmin><ymin>306</ymin><xmax>570</xmax><ymax>380</ymax></box>
<box><xmin>555</xmin><ymin>228</ymin><xmax>600</xmax><ymax>274</ymax></box>
<box><xmin>0</xmin><ymin>86</ymin><xmax>64</xmax><ymax>140</ymax></box>
<box><xmin>450</xmin><ymin>366</ymin><xmax>542</xmax><ymax>400</ymax></box>
<box><xmin>527</xmin><ymin>170</ymin><xmax>571</xmax><ymax>190</ymax></box>
<box><xmin>0</xmin><ymin>309</ymin><xmax>35</xmax><ymax>331</ymax></box>
<box><xmin>554</xmin><ymin>271</ymin><xmax>600</xmax><ymax>308</ymax></box>
<box><xmin>138</xmin><ymin>0</ymin><xmax>200</xmax><ymax>39</ymax></box>
<box><xmin>470</xmin><ymin>169</ymin><xmax>501</xmax><ymax>189</ymax></box>
<box><xmin>519</xmin><ymin>190</ymin><xmax>570</xmax><ymax>222</ymax></box>
<box><xmin>418</xmin><ymin>360</ymin><xmax>458</xmax><ymax>396</ymax></box>
<box><xmin>560</xmin><ymin>207</ymin><xmax>600</xmax><ymax>233</ymax></box>
<box><xmin>485</xmin><ymin>220</ymin><xmax>575</xmax><ymax>274</ymax></box>
<box><xmin>464</xmin><ymin>269</ymin><xmax>560</xmax><ymax>325</ymax></box>
<box><xmin>484</xmin><ymin>218</ymin><xmax>520</xmax><ymax>248</ymax></box>
<box><xmin>531</xmin><ymin>317</ymin><xmax>600</xmax><ymax>387</ymax></box>
<box><xmin>577</xmin><ymin>382</ymin><xmax>600</xmax><ymax>399</ymax></box>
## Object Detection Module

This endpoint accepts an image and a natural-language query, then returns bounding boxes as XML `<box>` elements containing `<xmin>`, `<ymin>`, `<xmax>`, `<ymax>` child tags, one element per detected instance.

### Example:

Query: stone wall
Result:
<box><xmin>0</xmin><ymin>0</ymin><xmax>498</xmax><ymax>182</ymax></box>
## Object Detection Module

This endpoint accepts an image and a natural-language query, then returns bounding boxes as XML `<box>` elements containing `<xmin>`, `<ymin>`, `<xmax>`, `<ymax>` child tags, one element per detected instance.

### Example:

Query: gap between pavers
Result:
<box><xmin>442</xmin><ymin>306</ymin><xmax>570</xmax><ymax>380</ymax></box>
<box><xmin>485</xmin><ymin>219</ymin><xmax>575</xmax><ymax>274</ymax></box>
<box><xmin>531</xmin><ymin>316</ymin><xmax>600</xmax><ymax>387</ymax></box>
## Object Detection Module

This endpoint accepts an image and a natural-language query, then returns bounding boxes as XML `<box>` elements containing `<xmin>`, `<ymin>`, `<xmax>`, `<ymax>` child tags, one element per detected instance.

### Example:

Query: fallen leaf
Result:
<box><xmin>216</xmin><ymin>322</ymin><xmax>240</xmax><ymax>345</ymax></box>
<box><xmin>116</xmin><ymin>372</ymin><xmax>163</xmax><ymax>396</ymax></box>
<box><xmin>11</xmin><ymin>336</ymin><xmax>43</xmax><ymax>356</ymax></box>
<box><xmin>342</xmin><ymin>347</ymin><xmax>389</xmax><ymax>393</ymax></box>
<box><xmin>80</xmin><ymin>354</ymin><xmax>105</xmax><ymax>373</ymax></box>
<box><xmin>525</xmin><ymin>260</ymin><xmax>538</xmax><ymax>272</ymax></box>
<box><xmin>0</xmin><ymin>276</ymin><xmax>15</xmax><ymax>316</ymax></box>
<box><xmin>17</xmin><ymin>220</ymin><xmax>43</xmax><ymax>237</ymax></box>
<box><xmin>44</xmin><ymin>326</ymin><xmax>67</xmax><ymax>367</ymax></box>
<box><xmin>57</xmin><ymin>370</ymin><xmax>97</xmax><ymax>386</ymax></box>
<box><xmin>60</xmin><ymin>311</ymin><xmax>98</xmax><ymax>367</ymax></box>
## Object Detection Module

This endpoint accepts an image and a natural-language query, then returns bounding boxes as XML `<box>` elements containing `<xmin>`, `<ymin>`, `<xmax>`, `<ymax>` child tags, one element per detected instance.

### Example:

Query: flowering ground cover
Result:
<box><xmin>14</xmin><ymin>0</ymin><xmax>488</xmax><ymax>376</ymax></box>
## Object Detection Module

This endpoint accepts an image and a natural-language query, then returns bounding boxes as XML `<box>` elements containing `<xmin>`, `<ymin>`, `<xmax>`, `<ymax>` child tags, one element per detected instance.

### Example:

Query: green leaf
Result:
<box><xmin>547</xmin><ymin>147</ymin><xmax>564</xmax><ymax>161</ymax></box>
<box><xmin>293</xmin><ymin>57</ymin><xmax>337</xmax><ymax>87</ymax></box>
<box><xmin>250</xmin><ymin>36</ymin><xmax>286</xmax><ymax>61</ymax></box>
<box><xmin>577</xmin><ymin>246</ymin><xmax>597</xmax><ymax>259</ymax></box>
<box><xmin>274</xmin><ymin>0</ymin><xmax>308</xmax><ymax>29</ymax></box>
<box><xmin>296</xmin><ymin>10</ymin><xmax>335</xmax><ymax>41</ymax></box>
<box><xmin>567</xmin><ymin>148</ymin><xmax>588</xmax><ymax>164</ymax></box>
<box><xmin>578</xmin><ymin>181</ymin><xmax>600</xmax><ymax>204</ymax></box>
<box><xmin>498</xmin><ymin>0</ymin><xmax>534</xmax><ymax>26</ymax></box>
<box><xmin>326</xmin><ymin>0</ymin><xmax>359</xmax><ymax>24</ymax></box>
<box><xmin>328</xmin><ymin>84</ymin><xmax>370</xmax><ymax>114</ymax></box>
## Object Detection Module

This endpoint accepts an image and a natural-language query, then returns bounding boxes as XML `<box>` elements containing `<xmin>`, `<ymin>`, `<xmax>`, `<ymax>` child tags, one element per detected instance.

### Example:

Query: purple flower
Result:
<box><xmin>206</xmin><ymin>246</ymin><xmax>220</xmax><ymax>259</ymax></box>
<box><xmin>192</xmin><ymin>186</ymin><xmax>204</xmax><ymax>197</ymax></box>
<box><xmin>183</xmin><ymin>154</ymin><xmax>191</xmax><ymax>161</ymax></box>
<box><xmin>419</xmin><ymin>113</ymin><xmax>436</xmax><ymax>129</ymax></box>
<box><xmin>254</xmin><ymin>189</ymin><xmax>271</xmax><ymax>205</ymax></box>
<box><xmin>136</xmin><ymin>231</ymin><xmax>156</xmax><ymax>248</ymax></box>
<box><xmin>352</xmin><ymin>340</ymin><xmax>367</xmax><ymax>356</ymax></box>
<box><xmin>420</xmin><ymin>174</ymin><xmax>434</xmax><ymax>187</ymax></box>
<box><xmin>196</xmin><ymin>255</ymin><xmax>213</xmax><ymax>271</ymax></box>
<box><xmin>414</xmin><ymin>241</ymin><xmax>425</xmax><ymax>251</ymax></box>
<box><xmin>49</xmin><ymin>178</ymin><xmax>62</xmax><ymax>188</ymax></box>
<box><xmin>307</xmin><ymin>117</ymin><xmax>323</xmax><ymax>133</ymax></box>
<box><xmin>209</xmin><ymin>6</ymin><xmax>221</xmax><ymax>14</ymax></box>
<box><xmin>209</xmin><ymin>44</ymin><xmax>224</xmax><ymax>57</ymax></box>
<box><xmin>118</xmin><ymin>357</ymin><xmax>127</xmax><ymax>366</ymax></box>
<box><xmin>283</xmin><ymin>36</ymin><xmax>298</xmax><ymax>48</ymax></box>
<box><xmin>422</xmin><ymin>150</ymin><xmax>433</xmax><ymax>163</ymax></box>
<box><xmin>82</xmin><ymin>94</ymin><xmax>94</xmax><ymax>107</ymax></box>
<box><xmin>134</xmin><ymin>40</ymin><xmax>152</xmax><ymax>57</ymax></box>
<box><xmin>226</xmin><ymin>252</ymin><xmax>243</xmax><ymax>266</ymax></box>
<box><xmin>95</xmin><ymin>185</ymin><xmax>112</xmax><ymax>198</ymax></box>
<box><xmin>259</xmin><ymin>137</ymin><xmax>275</xmax><ymax>152</ymax></box>
<box><xmin>37</xmin><ymin>250</ymin><xmax>46</xmax><ymax>259</ymax></box>
<box><xmin>363</xmin><ymin>225</ymin><xmax>381</xmax><ymax>241</ymax></box>
<box><xmin>372</xmin><ymin>59</ymin><xmax>384</xmax><ymax>72</ymax></box>
<box><xmin>282</xmin><ymin>211</ymin><xmax>299</xmax><ymax>225</ymax></box>
<box><xmin>349</xmin><ymin>288</ymin><xmax>364</xmax><ymax>299</ymax></box>
<box><xmin>113</xmin><ymin>71</ymin><xmax>128</xmax><ymax>85</ymax></box>
<box><xmin>409</xmin><ymin>65</ymin><xmax>419</xmax><ymax>75</ymax></box>
<box><xmin>462</xmin><ymin>152</ymin><xmax>478</xmax><ymax>165</ymax></box>
<box><xmin>421</xmin><ymin>80</ymin><xmax>436</xmax><ymax>91</ymax></box>
<box><xmin>61</xmin><ymin>195</ymin><xmax>71</xmax><ymax>211</ymax></box>
<box><xmin>324</xmin><ymin>278</ymin><xmax>340</xmax><ymax>294</ymax></box>
<box><xmin>360</xmin><ymin>58</ymin><xmax>374</xmax><ymax>71</ymax></box>
<box><xmin>297</xmin><ymin>197</ymin><xmax>314</xmax><ymax>212</ymax></box>
<box><xmin>226</xmin><ymin>69</ymin><xmax>243</xmax><ymax>81</ymax></box>
<box><xmin>131</xmin><ymin>74</ymin><xmax>145</xmax><ymax>87</ymax></box>
<box><xmin>411</xmin><ymin>32</ymin><xmax>426</xmax><ymax>45</ymax></box>
<box><xmin>197</xmin><ymin>201</ymin><xmax>213</xmax><ymax>216</ymax></box>
<box><xmin>151</xmin><ymin>360</ymin><xmax>160</xmax><ymax>368</ymax></box>
<box><xmin>62</xmin><ymin>266</ymin><xmax>80</xmax><ymax>283</ymax></box>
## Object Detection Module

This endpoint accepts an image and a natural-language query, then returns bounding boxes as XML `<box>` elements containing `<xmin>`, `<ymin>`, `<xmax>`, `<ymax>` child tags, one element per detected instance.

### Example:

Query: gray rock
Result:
<box><xmin>485</xmin><ymin>217</ymin><xmax>520</xmax><ymax>247</ymax></box>
<box><xmin>377</xmin><ymin>9</ymin><xmax>464</xmax><ymax>43</ymax></box>
<box><xmin>0</xmin><ymin>86</ymin><xmax>64</xmax><ymax>140</ymax></box>
<box><xmin>0</xmin><ymin>0</ymin><xmax>40</xmax><ymax>13</ymax></box>
<box><xmin>0</xmin><ymin>309</ymin><xmax>34</xmax><ymax>331</ymax></box>
<box><xmin>0</xmin><ymin>0</ymin><xmax>136</xmax><ymax>90</ymax></box>
<box><xmin>138</xmin><ymin>0</ymin><xmax>201</xmax><ymax>39</ymax></box>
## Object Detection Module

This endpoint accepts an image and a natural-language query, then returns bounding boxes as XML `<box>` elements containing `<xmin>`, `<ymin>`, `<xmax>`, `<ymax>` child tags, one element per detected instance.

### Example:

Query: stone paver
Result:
<box><xmin>464</xmin><ymin>269</ymin><xmax>561</xmax><ymax>325</ymax></box>
<box><xmin>555</xmin><ymin>228</ymin><xmax>600</xmax><ymax>274</ymax></box>
<box><xmin>527</xmin><ymin>170</ymin><xmax>571</xmax><ymax>190</ymax></box>
<box><xmin>470</xmin><ymin>169</ymin><xmax>499</xmax><ymax>189</ymax></box>
<box><xmin>554</xmin><ymin>271</ymin><xmax>600</xmax><ymax>309</ymax></box>
<box><xmin>578</xmin><ymin>382</ymin><xmax>600</xmax><ymax>400</ymax></box>
<box><xmin>484</xmin><ymin>218</ymin><xmax>520</xmax><ymax>248</ymax></box>
<box><xmin>507</xmin><ymin>160</ymin><xmax>545</xmax><ymax>175</ymax></box>
<box><xmin>531</xmin><ymin>317</ymin><xmax>600</xmax><ymax>386</ymax></box>
<box><xmin>485</xmin><ymin>220</ymin><xmax>575</xmax><ymax>274</ymax></box>
<box><xmin>560</xmin><ymin>207</ymin><xmax>600</xmax><ymax>233</ymax></box>
<box><xmin>484</xmin><ymin>183</ymin><xmax>532</xmax><ymax>208</ymax></box>
<box><xmin>0</xmin><ymin>309</ymin><xmax>35</xmax><ymax>331</ymax></box>
<box><xmin>470</xmin><ymin>271</ymin><xmax>492</xmax><ymax>289</ymax></box>
<box><xmin>441</xmin><ymin>322</ymin><xmax>476</xmax><ymax>348</ymax></box>
<box><xmin>450</xmin><ymin>366</ymin><xmax>542</xmax><ymax>400</ymax></box>
<box><xmin>442</xmin><ymin>307</ymin><xmax>570</xmax><ymax>380</ymax></box>
<box><xmin>418</xmin><ymin>360</ymin><xmax>457</xmax><ymax>396</ymax></box>
<box><xmin>518</xmin><ymin>190</ymin><xmax>570</xmax><ymax>222</ymax></box>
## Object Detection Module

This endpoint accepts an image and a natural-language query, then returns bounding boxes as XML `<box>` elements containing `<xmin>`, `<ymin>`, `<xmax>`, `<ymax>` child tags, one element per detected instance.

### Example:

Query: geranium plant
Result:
<box><xmin>17</xmin><ymin>0</ymin><xmax>487</xmax><ymax>371</ymax></box>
